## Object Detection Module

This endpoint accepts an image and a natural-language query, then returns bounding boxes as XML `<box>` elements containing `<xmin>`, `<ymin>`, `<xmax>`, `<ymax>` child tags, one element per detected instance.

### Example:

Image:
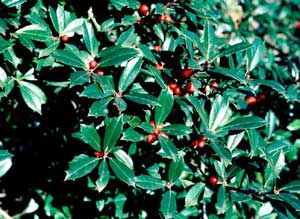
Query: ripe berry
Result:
<box><xmin>198</xmin><ymin>139</ymin><xmax>205</xmax><ymax>148</ymax></box>
<box><xmin>60</xmin><ymin>35</ymin><xmax>69</xmax><ymax>43</ymax></box>
<box><xmin>191</xmin><ymin>140</ymin><xmax>199</xmax><ymax>148</ymax></box>
<box><xmin>89</xmin><ymin>60</ymin><xmax>98</xmax><ymax>69</ymax></box>
<box><xmin>94</xmin><ymin>151</ymin><xmax>104</xmax><ymax>158</ymax></box>
<box><xmin>182</xmin><ymin>69</ymin><xmax>193</xmax><ymax>78</ymax></box>
<box><xmin>139</xmin><ymin>4</ymin><xmax>149</xmax><ymax>16</ymax></box>
<box><xmin>210</xmin><ymin>81</ymin><xmax>218</xmax><ymax>90</ymax></box>
<box><xmin>168</xmin><ymin>82</ymin><xmax>178</xmax><ymax>90</ymax></box>
<box><xmin>154</xmin><ymin>45</ymin><xmax>161</xmax><ymax>52</ymax></box>
<box><xmin>155</xmin><ymin>63</ymin><xmax>164</xmax><ymax>70</ymax></box>
<box><xmin>159</xmin><ymin>15</ymin><xmax>167</xmax><ymax>22</ymax></box>
<box><xmin>173</xmin><ymin>86</ymin><xmax>182</xmax><ymax>96</ymax></box>
<box><xmin>150</xmin><ymin>120</ymin><xmax>156</xmax><ymax>127</ymax></box>
<box><xmin>146</xmin><ymin>133</ymin><xmax>157</xmax><ymax>143</ymax></box>
<box><xmin>95</xmin><ymin>69</ymin><xmax>104</xmax><ymax>75</ymax></box>
<box><xmin>246</xmin><ymin>96</ymin><xmax>257</xmax><ymax>105</ymax></box>
<box><xmin>186</xmin><ymin>82</ymin><xmax>195</xmax><ymax>93</ymax></box>
<box><xmin>209</xmin><ymin>176</ymin><xmax>218</xmax><ymax>185</ymax></box>
<box><xmin>258</xmin><ymin>93</ymin><xmax>266</xmax><ymax>101</ymax></box>
<box><xmin>296</xmin><ymin>21</ymin><xmax>300</xmax><ymax>29</ymax></box>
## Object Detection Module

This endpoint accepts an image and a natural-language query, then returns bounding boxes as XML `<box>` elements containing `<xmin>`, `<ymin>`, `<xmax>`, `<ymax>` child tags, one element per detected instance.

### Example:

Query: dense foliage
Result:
<box><xmin>1</xmin><ymin>0</ymin><xmax>300</xmax><ymax>218</ymax></box>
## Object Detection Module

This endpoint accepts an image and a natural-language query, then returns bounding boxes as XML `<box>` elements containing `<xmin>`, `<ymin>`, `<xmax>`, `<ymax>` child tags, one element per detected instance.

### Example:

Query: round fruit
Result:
<box><xmin>296</xmin><ymin>21</ymin><xmax>300</xmax><ymax>29</ymax></box>
<box><xmin>168</xmin><ymin>82</ymin><xmax>178</xmax><ymax>90</ymax></box>
<box><xmin>182</xmin><ymin>69</ymin><xmax>193</xmax><ymax>78</ymax></box>
<box><xmin>154</xmin><ymin>45</ymin><xmax>161</xmax><ymax>52</ymax></box>
<box><xmin>89</xmin><ymin>60</ymin><xmax>98</xmax><ymax>69</ymax></box>
<box><xmin>60</xmin><ymin>35</ymin><xmax>69</xmax><ymax>43</ymax></box>
<box><xmin>209</xmin><ymin>176</ymin><xmax>218</xmax><ymax>185</ymax></box>
<box><xmin>246</xmin><ymin>96</ymin><xmax>257</xmax><ymax>105</ymax></box>
<box><xmin>210</xmin><ymin>81</ymin><xmax>218</xmax><ymax>90</ymax></box>
<box><xmin>159</xmin><ymin>15</ymin><xmax>167</xmax><ymax>22</ymax></box>
<box><xmin>186</xmin><ymin>82</ymin><xmax>195</xmax><ymax>93</ymax></box>
<box><xmin>191</xmin><ymin>140</ymin><xmax>199</xmax><ymax>148</ymax></box>
<box><xmin>139</xmin><ymin>4</ymin><xmax>149</xmax><ymax>16</ymax></box>
<box><xmin>173</xmin><ymin>86</ymin><xmax>182</xmax><ymax>95</ymax></box>
<box><xmin>94</xmin><ymin>151</ymin><xmax>104</xmax><ymax>158</ymax></box>
<box><xmin>155</xmin><ymin>63</ymin><xmax>164</xmax><ymax>70</ymax></box>
<box><xmin>198</xmin><ymin>139</ymin><xmax>205</xmax><ymax>148</ymax></box>
<box><xmin>95</xmin><ymin>69</ymin><xmax>104</xmax><ymax>75</ymax></box>
<box><xmin>146</xmin><ymin>133</ymin><xmax>157</xmax><ymax>143</ymax></box>
<box><xmin>258</xmin><ymin>93</ymin><xmax>266</xmax><ymax>101</ymax></box>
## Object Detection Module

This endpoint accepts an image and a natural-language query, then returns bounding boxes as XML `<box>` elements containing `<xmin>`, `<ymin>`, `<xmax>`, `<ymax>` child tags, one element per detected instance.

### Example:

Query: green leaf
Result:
<box><xmin>124</xmin><ymin>93</ymin><xmax>158</xmax><ymax>105</ymax></box>
<box><xmin>65</xmin><ymin>154</ymin><xmax>99</xmax><ymax>181</ymax></box>
<box><xmin>0</xmin><ymin>150</ymin><xmax>13</xmax><ymax>177</ymax></box>
<box><xmin>160</xmin><ymin>191</ymin><xmax>177</xmax><ymax>218</ymax></box>
<box><xmin>188</xmin><ymin>96</ymin><xmax>209</xmax><ymax>128</ymax></box>
<box><xmin>103</xmin><ymin>116</ymin><xmax>123</xmax><ymax>152</ymax></box>
<box><xmin>203</xmin><ymin>20</ymin><xmax>215</xmax><ymax>61</ymax></box>
<box><xmin>110</xmin><ymin>0</ymin><xmax>128</xmax><ymax>10</ymax></box>
<box><xmin>62</xmin><ymin>18</ymin><xmax>85</xmax><ymax>35</ymax></box>
<box><xmin>155</xmin><ymin>89</ymin><xmax>174</xmax><ymax>125</ymax></box>
<box><xmin>79</xmin><ymin>124</ymin><xmax>101</xmax><ymax>151</ymax></box>
<box><xmin>113</xmin><ymin>149</ymin><xmax>134</xmax><ymax>170</ymax></box>
<box><xmin>210</xmin><ymin>140</ymin><xmax>232</xmax><ymax>165</ymax></box>
<box><xmin>226</xmin><ymin>132</ymin><xmax>244</xmax><ymax>151</ymax></box>
<box><xmin>82</xmin><ymin>21</ymin><xmax>99</xmax><ymax>56</ymax></box>
<box><xmin>161</xmin><ymin>124</ymin><xmax>192</xmax><ymax>136</ymax></box>
<box><xmin>117</xmin><ymin>26</ymin><xmax>137</xmax><ymax>47</ymax></box>
<box><xmin>70</xmin><ymin>71</ymin><xmax>90</xmax><ymax>87</ymax></box>
<box><xmin>0</xmin><ymin>36</ymin><xmax>13</xmax><ymax>54</ymax></box>
<box><xmin>215</xmin><ymin>42</ymin><xmax>252</xmax><ymax>59</ymax></box>
<box><xmin>158</xmin><ymin>136</ymin><xmax>178</xmax><ymax>161</ymax></box>
<box><xmin>168</xmin><ymin>156</ymin><xmax>184</xmax><ymax>183</ymax></box>
<box><xmin>135</xmin><ymin>175</ymin><xmax>165</xmax><ymax>190</ymax></box>
<box><xmin>99</xmin><ymin>46</ymin><xmax>139</xmax><ymax>67</ymax></box>
<box><xmin>210</xmin><ymin>67</ymin><xmax>246</xmax><ymax>83</ymax></box>
<box><xmin>251</xmin><ymin>79</ymin><xmax>285</xmax><ymax>94</ymax></box>
<box><xmin>19</xmin><ymin>81</ymin><xmax>47</xmax><ymax>114</ymax></box>
<box><xmin>219</xmin><ymin>116</ymin><xmax>265</xmax><ymax>132</ymax></box>
<box><xmin>121</xmin><ymin>128</ymin><xmax>145</xmax><ymax>142</ymax></box>
<box><xmin>118</xmin><ymin>56</ymin><xmax>142</xmax><ymax>92</ymax></box>
<box><xmin>53</xmin><ymin>45</ymin><xmax>86</xmax><ymax>69</ymax></box>
<box><xmin>2</xmin><ymin>0</ymin><xmax>26</xmax><ymax>7</ymax></box>
<box><xmin>264</xmin><ymin>150</ymin><xmax>285</xmax><ymax>187</ymax></box>
<box><xmin>247</xmin><ymin>38</ymin><xmax>265</xmax><ymax>72</ymax></box>
<box><xmin>138</xmin><ymin>45</ymin><xmax>157</xmax><ymax>64</ymax></box>
<box><xmin>280</xmin><ymin>180</ymin><xmax>300</xmax><ymax>194</ymax></box>
<box><xmin>109</xmin><ymin>158</ymin><xmax>135</xmax><ymax>186</ymax></box>
<box><xmin>15</xmin><ymin>24</ymin><xmax>52</xmax><ymax>42</ymax></box>
<box><xmin>185</xmin><ymin>182</ymin><xmax>205</xmax><ymax>207</ymax></box>
<box><xmin>209</xmin><ymin>95</ymin><xmax>232</xmax><ymax>131</ymax></box>
<box><xmin>89</xmin><ymin>98</ymin><xmax>112</xmax><ymax>117</ymax></box>
<box><xmin>287</xmin><ymin>119</ymin><xmax>300</xmax><ymax>131</ymax></box>
<box><xmin>96</xmin><ymin>161</ymin><xmax>110</xmax><ymax>193</ymax></box>
<box><xmin>49</xmin><ymin>6</ymin><xmax>60</xmax><ymax>34</ymax></box>
<box><xmin>265</xmin><ymin>110</ymin><xmax>277</xmax><ymax>139</ymax></box>
<box><xmin>80</xmin><ymin>83</ymin><xmax>104</xmax><ymax>99</ymax></box>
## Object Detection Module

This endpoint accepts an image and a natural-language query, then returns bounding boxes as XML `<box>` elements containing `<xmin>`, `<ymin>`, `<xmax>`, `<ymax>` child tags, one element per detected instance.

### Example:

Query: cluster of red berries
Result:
<box><xmin>146</xmin><ymin>121</ymin><xmax>168</xmax><ymax>143</ymax></box>
<box><xmin>246</xmin><ymin>93</ymin><xmax>266</xmax><ymax>106</ymax></box>
<box><xmin>139</xmin><ymin>3</ymin><xmax>173</xmax><ymax>22</ymax></box>
<box><xmin>87</xmin><ymin>60</ymin><xmax>104</xmax><ymax>75</ymax></box>
<box><xmin>296</xmin><ymin>21</ymin><xmax>300</xmax><ymax>29</ymax></box>
<box><xmin>191</xmin><ymin>133</ymin><xmax>206</xmax><ymax>149</ymax></box>
<box><xmin>168</xmin><ymin>82</ymin><xmax>182</xmax><ymax>96</ymax></box>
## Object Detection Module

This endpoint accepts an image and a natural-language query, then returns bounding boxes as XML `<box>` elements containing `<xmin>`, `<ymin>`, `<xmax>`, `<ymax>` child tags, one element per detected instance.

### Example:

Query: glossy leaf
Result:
<box><xmin>155</xmin><ymin>89</ymin><xmax>174</xmax><ymax>125</ymax></box>
<box><xmin>0</xmin><ymin>150</ymin><xmax>13</xmax><ymax>177</ymax></box>
<box><xmin>82</xmin><ymin>21</ymin><xmax>99</xmax><ymax>56</ymax></box>
<box><xmin>135</xmin><ymin>175</ymin><xmax>165</xmax><ymax>190</ymax></box>
<box><xmin>103</xmin><ymin>116</ymin><xmax>123</xmax><ymax>152</ymax></box>
<box><xmin>168</xmin><ymin>156</ymin><xmax>184</xmax><ymax>183</ymax></box>
<box><xmin>109</xmin><ymin>158</ymin><xmax>135</xmax><ymax>186</ymax></box>
<box><xmin>161</xmin><ymin>124</ymin><xmax>192</xmax><ymax>136</ymax></box>
<box><xmin>65</xmin><ymin>154</ymin><xmax>99</xmax><ymax>181</ymax></box>
<box><xmin>158</xmin><ymin>136</ymin><xmax>178</xmax><ymax>161</ymax></box>
<box><xmin>185</xmin><ymin>182</ymin><xmax>205</xmax><ymax>207</ymax></box>
<box><xmin>70</xmin><ymin>71</ymin><xmax>90</xmax><ymax>87</ymax></box>
<box><xmin>79</xmin><ymin>124</ymin><xmax>101</xmax><ymax>151</ymax></box>
<box><xmin>160</xmin><ymin>191</ymin><xmax>177</xmax><ymax>218</ymax></box>
<box><xmin>124</xmin><ymin>93</ymin><xmax>158</xmax><ymax>105</ymax></box>
<box><xmin>96</xmin><ymin>161</ymin><xmax>110</xmax><ymax>193</ymax></box>
<box><xmin>219</xmin><ymin>116</ymin><xmax>265</xmax><ymax>132</ymax></box>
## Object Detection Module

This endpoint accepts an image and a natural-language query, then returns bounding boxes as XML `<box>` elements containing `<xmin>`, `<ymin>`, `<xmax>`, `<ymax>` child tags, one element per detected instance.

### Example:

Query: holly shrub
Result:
<box><xmin>1</xmin><ymin>0</ymin><xmax>300</xmax><ymax>218</ymax></box>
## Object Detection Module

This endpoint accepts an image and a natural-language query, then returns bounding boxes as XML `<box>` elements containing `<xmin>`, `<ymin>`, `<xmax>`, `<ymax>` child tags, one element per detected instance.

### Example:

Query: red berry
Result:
<box><xmin>168</xmin><ymin>82</ymin><xmax>178</xmax><ymax>91</ymax></box>
<box><xmin>165</xmin><ymin>15</ymin><xmax>173</xmax><ymax>22</ymax></box>
<box><xmin>173</xmin><ymin>86</ymin><xmax>182</xmax><ymax>96</ymax></box>
<box><xmin>246</xmin><ymin>96</ymin><xmax>257</xmax><ymax>105</ymax></box>
<box><xmin>150</xmin><ymin>120</ymin><xmax>156</xmax><ymax>128</ymax></box>
<box><xmin>94</xmin><ymin>151</ymin><xmax>104</xmax><ymax>158</ymax></box>
<box><xmin>210</xmin><ymin>81</ymin><xmax>218</xmax><ymax>90</ymax></box>
<box><xmin>182</xmin><ymin>69</ymin><xmax>193</xmax><ymax>78</ymax></box>
<box><xmin>209</xmin><ymin>176</ymin><xmax>218</xmax><ymax>185</ymax></box>
<box><xmin>258</xmin><ymin>93</ymin><xmax>266</xmax><ymax>101</ymax></box>
<box><xmin>146</xmin><ymin>133</ymin><xmax>157</xmax><ymax>143</ymax></box>
<box><xmin>154</xmin><ymin>45</ymin><xmax>161</xmax><ymax>52</ymax></box>
<box><xmin>89</xmin><ymin>60</ymin><xmax>98</xmax><ymax>69</ymax></box>
<box><xmin>191</xmin><ymin>140</ymin><xmax>199</xmax><ymax>148</ymax></box>
<box><xmin>139</xmin><ymin>4</ymin><xmax>149</xmax><ymax>16</ymax></box>
<box><xmin>186</xmin><ymin>82</ymin><xmax>195</xmax><ymax>93</ymax></box>
<box><xmin>95</xmin><ymin>69</ymin><xmax>104</xmax><ymax>75</ymax></box>
<box><xmin>296</xmin><ymin>21</ymin><xmax>300</xmax><ymax>29</ymax></box>
<box><xmin>159</xmin><ymin>15</ymin><xmax>167</xmax><ymax>22</ymax></box>
<box><xmin>197</xmin><ymin>139</ymin><xmax>205</xmax><ymax>148</ymax></box>
<box><xmin>60</xmin><ymin>35</ymin><xmax>69</xmax><ymax>43</ymax></box>
<box><xmin>155</xmin><ymin>63</ymin><xmax>164</xmax><ymax>70</ymax></box>
<box><xmin>199</xmin><ymin>133</ymin><xmax>205</xmax><ymax>140</ymax></box>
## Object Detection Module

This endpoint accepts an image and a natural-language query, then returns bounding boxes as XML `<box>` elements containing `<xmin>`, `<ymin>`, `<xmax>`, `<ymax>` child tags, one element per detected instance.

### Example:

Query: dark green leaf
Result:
<box><xmin>118</xmin><ymin>56</ymin><xmax>142</xmax><ymax>92</ymax></box>
<box><xmin>168</xmin><ymin>156</ymin><xmax>184</xmax><ymax>183</ymax></box>
<box><xmin>158</xmin><ymin>136</ymin><xmax>178</xmax><ymax>160</ymax></box>
<box><xmin>0</xmin><ymin>150</ymin><xmax>13</xmax><ymax>177</ymax></box>
<box><xmin>121</xmin><ymin>128</ymin><xmax>145</xmax><ymax>142</ymax></box>
<box><xmin>219</xmin><ymin>116</ymin><xmax>265</xmax><ymax>132</ymax></box>
<box><xmin>89</xmin><ymin>98</ymin><xmax>112</xmax><ymax>117</ymax></box>
<box><xmin>79</xmin><ymin>124</ymin><xmax>101</xmax><ymax>151</ymax></box>
<box><xmin>124</xmin><ymin>93</ymin><xmax>158</xmax><ymax>105</ymax></box>
<box><xmin>0</xmin><ymin>36</ymin><xmax>13</xmax><ymax>54</ymax></box>
<box><xmin>103</xmin><ymin>116</ymin><xmax>123</xmax><ymax>152</ymax></box>
<box><xmin>70</xmin><ymin>71</ymin><xmax>90</xmax><ymax>87</ymax></box>
<box><xmin>80</xmin><ymin>83</ymin><xmax>104</xmax><ymax>99</ymax></box>
<box><xmin>96</xmin><ymin>161</ymin><xmax>110</xmax><ymax>193</ymax></box>
<box><xmin>185</xmin><ymin>182</ymin><xmax>205</xmax><ymax>207</ymax></box>
<box><xmin>109</xmin><ymin>158</ymin><xmax>135</xmax><ymax>186</ymax></box>
<box><xmin>209</xmin><ymin>95</ymin><xmax>231</xmax><ymax>131</ymax></box>
<box><xmin>210</xmin><ymin>140</ymin><xmax>232</xmax><ymax>165</ymax></box>
<box><xmin>188</xmin><ymin>96</ymin><xmax>209</xmax><ymax>128</ymax></box>
<box><xmin>280</xmin><ymin>180</ymin><xmax>300</xmax><ymax>194</ymax></box>
<box><xmin>160</xmin><ymin>191</ymin><xmax>177</xmax><ymax>218</ymax></box>
<box><xmin>82</xmin><ymin>21</ymin><xmax>99</xmax><ymax>56</ymax></box>
<box><xmin>155</xmin><ymin>89</ymin><xmax>174</xmax><ymax>125</ymax></box>
<box><xmin>161</xmin><ymin>124</ymin><xmax>192</xmax><ymax>136</ymax></box>
<box><xmin>65</xmin><ymin>154</ymin><xmax>99</xmax><ymax>181</ymax></box>
<box><xmin>53</xmin><ymin>45</ymin><xmax>86</xmax><ymax>69</ymax></box>
<box><xmin>135</xmin><ymin>175</ymin><xmax>165</xmax><ymax>190</ymax></box>
<box><xmin>15</xmin><ymin>25</ymin><xmax>52</xmax><ymax>42</ymax></box>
